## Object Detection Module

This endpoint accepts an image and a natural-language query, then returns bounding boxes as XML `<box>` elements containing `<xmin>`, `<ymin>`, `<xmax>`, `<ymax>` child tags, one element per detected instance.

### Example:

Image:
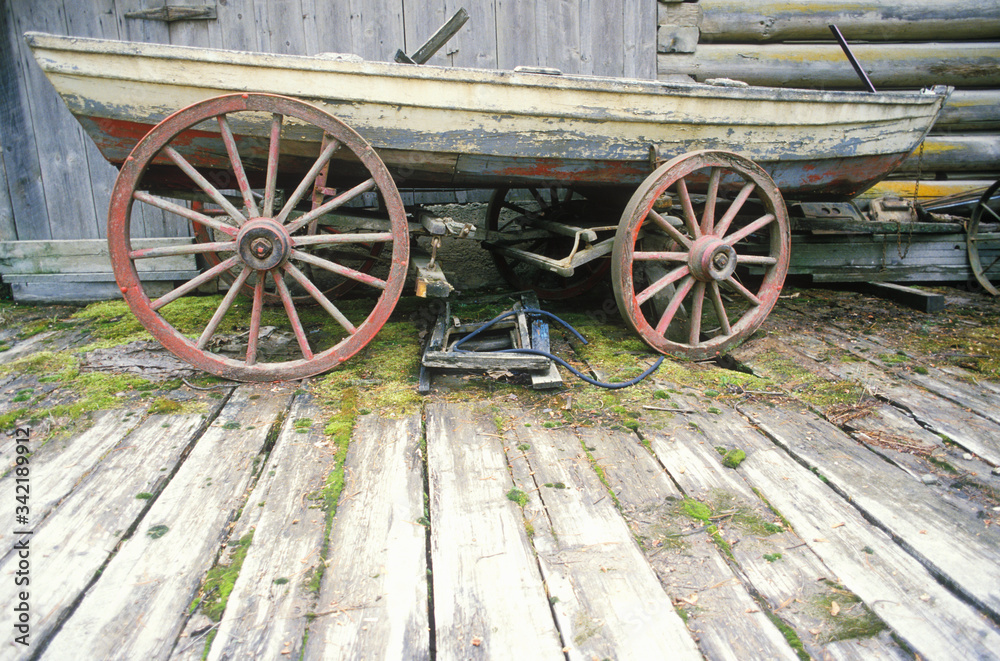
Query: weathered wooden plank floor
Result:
<box><xmin>3</xmin><ymin>292</ymin><xmax>1000</xmax><ymax>660</ymax></box>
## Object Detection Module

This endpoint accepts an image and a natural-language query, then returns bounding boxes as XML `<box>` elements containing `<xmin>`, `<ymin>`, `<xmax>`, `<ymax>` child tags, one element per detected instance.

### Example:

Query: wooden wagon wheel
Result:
<box><xmin>612</xmin><ymin>150</ymin><xmax>789</xmax><ymax>359</ymax></box>
<box><xmin>966</xmin><ymin>178</ymin><xmax>1000</xmax><ymax>296</ymax></box>
<box><xmin>486</xmin><ymin>186</ymin><xmax>611</xmax><ymax>299</ymax></box>
<box><xmin>108</xmin><ymin>93</ymin><xmax>408</xmax><ymax>381</ymax></box>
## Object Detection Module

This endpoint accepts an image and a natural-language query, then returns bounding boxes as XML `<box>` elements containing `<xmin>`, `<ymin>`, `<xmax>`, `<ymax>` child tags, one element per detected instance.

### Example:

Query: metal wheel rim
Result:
<box><xmin>612</xmin><ymin>149</ymin><xmax>790</xmax><ymax>359</ymax></box>
<box><xmin>108</xmin><ymin>93</ymin><xmax>409</xmax><ymax>381</ymax></box>
<box><xmin>967</xmin><ymin>178</ymin><xmax>1000</xmax><ymax>296</ymax></box>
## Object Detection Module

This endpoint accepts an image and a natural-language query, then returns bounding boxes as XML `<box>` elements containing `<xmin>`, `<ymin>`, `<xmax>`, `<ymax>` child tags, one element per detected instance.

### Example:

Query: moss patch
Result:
<box><xmin>812</xmin><ymin>581</ymin><xmax>887</xmax><ymax>642</ymax></box>
<box><xmin>196</xmin><ymin>530</ymin><xmax>254</xmax><ymax>622</ymax></box>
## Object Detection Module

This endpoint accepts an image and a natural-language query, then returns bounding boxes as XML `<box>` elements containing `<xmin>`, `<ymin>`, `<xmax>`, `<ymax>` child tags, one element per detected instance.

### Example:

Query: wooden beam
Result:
<box><xmin>863</xmin><ymin>282</ymin><xmax>946</xmax><ymax>313</ymax></box>
<box><xmin>935</xmin><ymin>90</ymin><xmax>1000</xmax><ymax>132</ymax></box>
<box><xmin>658</xmin><ymin>42</ymin><xmax>1000</xmax><ymax>89</ymax></box>
<box><xmin>697</xmin><ymin>0</ymin><xmax>1000</xmax><ymax>43</ymax></box>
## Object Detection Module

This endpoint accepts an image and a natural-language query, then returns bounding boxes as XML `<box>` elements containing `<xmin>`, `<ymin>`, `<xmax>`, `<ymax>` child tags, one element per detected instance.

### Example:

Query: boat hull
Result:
<box><xmin>26</xmin><ymin>32</ymin><xmax>949</xmax><ymax>199</ymax></box>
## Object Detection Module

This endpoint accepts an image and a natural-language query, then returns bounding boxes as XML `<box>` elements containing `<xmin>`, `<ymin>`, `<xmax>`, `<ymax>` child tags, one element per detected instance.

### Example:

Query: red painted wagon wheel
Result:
<box><xmin>612</xmin><ymin>150</ymin><xmax>789</xmax><ymax>359</ymax></box>
<box><xmin>486</xmin><ymin>186</ymin><xmax>612</xmax><ymax>299</ymax></box>
<box><xmin>108</xmin><ymin>93</ymin><xmax>408</xmax><ymax>381</ymax></box>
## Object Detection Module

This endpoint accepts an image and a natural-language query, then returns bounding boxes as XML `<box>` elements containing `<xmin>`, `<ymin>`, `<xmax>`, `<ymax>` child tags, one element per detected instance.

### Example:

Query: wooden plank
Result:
<box><xmin>348</xmin><ymin>0</ymin><xmax>405</xmax><ymax>62</ymax></box>
<box><xmin>0</xmin><ymin>409</ymin><xmax>144</xmax><ymax>537</ymax></box>
<box><xmin>496</xmin><ymin>0</ymin><xmax>537</xmax><ymax>70</ymax></box>
<box><xmin>624</xmin><ymin>0</ymin><xmax>657</xmax><ymax>79</ymax></box>
<box><xmin>196</xmin><ymin>395</ymin><xmax>338</xmax><ymax>660</ymax></box>
<box><xmin>577</xmin><ymin>426</ymin><xmax>802</xmax><ymax>661</ymax></box>
<box><xmin>425</xmin><ymin>403</ymin><xmax>564</xmax><ymax>660</ymax></box>
<box><xmin>688</xmin><ymin>405</ymin><xmax>1000</xmax><ymax>660</ymax></box>
<box><xmin>697</xmin><ymin>0</ymin><xmax>1000</xmax><ymax>43</ymax></box>
<box><xmin>657</xmin><ymin>42</ymin><xmax>1000</xmax><ymax>89</ymax></box>
<box><xmin>314</xmin><ymin>0</ymin><xmax>355</xmax><ymax>55</ymax></box>
<box><xmin>302</xmin><ymin>413</ymin><xmax>429</xmax><ymax>660</ymax></box>
<box><xmin>741</xmin><ymin>402</ymin><xmax>1000</xmax><ymax>622</ymax></box>
<box><xmin>0</xmin><ymin>143</ymin><xmax>15</xmax><ymax>241</ymax></box>
<box><xmin>503</xmin><ymin>413</ymin><xmax>703</xmax><ymax>660</ymax></box>
<box><xmin>0</xmin><ymin>238</ymin><xmax>196</xmax><ymax>274</ymax></box>
<box><xmin>0</xmin><ymin>412</ymin><xmax>214</xmax><ymax>659</ymax></box>
<box><xmin>644</xmin><ymin>410</ymin><xmax>909</xmax><ymax>660</ymax></box>
<box><xmin>862</xmin><ymin>282</ymin><xmax>945</xmax><ymax>313</ymax></box>
<box><xmin>0</xmin><ymin>0</ymin><xmax>50</xmax><ymax>240</ymax></box>
<box><xmin>42</xmin><ymin>384</ymin><xmax>294</xmax><ymax>660</ymax></box>
<box><xmin>10</xmin><ymin>0</ymin><xmax>103</xmax><ymax>240</ymax></box>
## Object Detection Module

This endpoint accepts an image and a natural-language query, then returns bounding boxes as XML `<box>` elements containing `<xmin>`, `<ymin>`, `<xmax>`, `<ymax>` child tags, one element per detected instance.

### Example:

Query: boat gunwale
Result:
<box><xmin>24</xmin><ymin>31</ymin><xmax>949</xmax><ymax>110</ymax></box>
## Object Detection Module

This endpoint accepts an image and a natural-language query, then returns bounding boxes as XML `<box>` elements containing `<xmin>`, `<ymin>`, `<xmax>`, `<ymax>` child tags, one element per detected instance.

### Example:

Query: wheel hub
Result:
<box><xmin>237</xmin><ymin>218</ymin><xmax>292</xmax><ymax>270</ymax></box>
<box><xmin>688</xmin><ymin>236</ymin><xmax>738</xmax><ymax>282</ymax></box>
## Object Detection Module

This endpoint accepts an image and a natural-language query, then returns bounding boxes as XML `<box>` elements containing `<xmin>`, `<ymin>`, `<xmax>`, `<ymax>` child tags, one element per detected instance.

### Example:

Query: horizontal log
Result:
<box><xmin>658</xmin><ymin>43</ymin><xmax>1000</xmax><ymax>89</ymax></box>
<box><xmin>857</xmin><ymin>179</ymin><xmax>995</xmax><ymax>205</ymax></box>
<box><xmin>898</xmin><ymin>134</ymin><xmax>1000</xmax><ymax>174</ymax></box>
<box><xmin>658</xmin><ymin>2</ymin><xmax>701</xmax><ymax>27</ymax></box>
<box><xmin>697</xmin><ymin>0</ymin><xmax>1000</xmax><ymax>43</ymax></box>
<box><xmin>935</xmin><ymin>90</ymin><xmax>1000</xmax><ymax>131</ymax></box>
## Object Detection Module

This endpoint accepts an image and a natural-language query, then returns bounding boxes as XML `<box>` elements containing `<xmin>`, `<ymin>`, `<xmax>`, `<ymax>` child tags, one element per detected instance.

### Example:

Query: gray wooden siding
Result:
<box><xmin>0</xmin><ymin>0</ymin><xmax>655</xmax><ymax>244</ymax></box>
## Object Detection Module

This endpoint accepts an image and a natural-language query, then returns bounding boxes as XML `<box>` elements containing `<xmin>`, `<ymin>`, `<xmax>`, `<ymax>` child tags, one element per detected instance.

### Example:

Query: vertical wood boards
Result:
<box><xmin>0</xmin><ymin>413</ymin><xmax>214</xmax><ymax>661</ymax></box>
<box><xmin>425</xmin><ymin>403</ymin><xmax>565</xmax><ymax>660</ymax></box>
<box><xmin>302</xmin><ymin>413</ymin><xmax>430</xmax><ymax>661</ymax></box>
<box><xmin>503</xmin><ymin>415</ymin><xmax>703</xmax><ymax>661</ymax></box>
<box><xmin>201</xmin><ymin>395</ymin><xmax>339</xmax><ymax>660</ymax></box>
<box><xmin>576</xmin><ymin>426</ymin><xmax>802</xmax><ymax>661</ymax></box>
<box><xmin>348</xmin><ymin>0</ymin><xmax>405</xmax><ymax>62</ymax></box>
<box><xmin>739</xmin><ymin>401</ymin><xmax>1000</xmax><ymax>623</ymax></box>
<box><xmin>41</xmin><ymin>385</ymin><xmax>293</xmax><ymax>660</ymax></box>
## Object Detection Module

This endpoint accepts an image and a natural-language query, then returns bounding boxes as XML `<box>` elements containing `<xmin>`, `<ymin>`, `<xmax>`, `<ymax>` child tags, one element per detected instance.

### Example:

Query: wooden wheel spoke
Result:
<box><xmin>501</xmin><ymin>201</ymin><xmax>533</xmax><ymax>218</ymax></box>
<box><xmin>246</xmin><ymin>273</ymin><xmax>266</xmax><ymax>366</ymax></box>
<box><xmin>197</xmin><ymin>266</ymin><xmax>251</xmax><ymax>349</ymax></box>
<box><xmin>283</xmin><ymin>263</ymin><xmax>357</xmax><ymax>335</ymax></box>
<box><xmin>163</xmin><ymin>146</ymin><xmax>247</xmax><ymax>226</ymax></box>
<box><xmin>262</xmin><ymin>113</ymin><xmax>283</xmax><ymax>218</ymax></box>
<box><xmin>648</xmin><ymin>209</ymin><xmax>693</xmax><ymax>249</ymax></box>
<box><xmin>737</xmin><ymin>254</ymin><xmax>778</xmax><ymax>266</ymax></box>
<box><xmin>724</xmin><ymin>275</ymin><xmax>762</xmax><ymax>306</ymax></box>
<box><xmin>688</xmin><ymin>281</ymin><xmax>706</xmax><ymax>345</ymax></box>
<box><xmin>528</xmin><ymin>187</ymin><xmax>547</xmax><ymax>209</ymax></box>
<box><xmin>655</xmin><ymin>275</ymin><xmax>695</xmax><ymax>335</ymax></box>
<box><xmin>133</xmin><ymin>191</ymin><xmax>238</xmax><ymax>236</ymax></box>
<box><xmin>293</xmin><ymin>231</ymin><xmax>393</xmax><ymax>248</ymax></box>
<box><xmin>284</xmin><ymin>178</ymin><xmax>376</xmax><ymax>234</ymax></box>
<box><xmin>151</xmin><ymin>255</ymin><xmax>240</xmax><ymax>311</ymax></box>
<box><xmin>130</xmin><ymin>240</ymin><xmax>236</xmax><ymax>260</ymax></box>
<box><xmin>636</xmin><ymin>264</ymin><xmax>690</xmax><ymax>305</ymax></box>
<box><xmin>701</xmin><ymin>167</ymin><xmax>721</xmax><ymax>236</ymax></box>
<box><xmin>275</xmin><ymin>138</ymin><xmax>342</xmax><ymax>224</ymax></box>
<box><xmin>217</xmin><ymin>115</ymin><xmax>260</xmax><ymax>217</ymax></box>
<box><xmin>675</xmin><ymin>178</ymin><xmax>701</xmax><ymax>239</ymax></box>
<box><xmin>291</xmin><ymin>249</ymin><xmax>387</xmax><ymax>289</ymax></box>
<box><xmin>715</xmin><ymin>182</ymin><xmax>756</xmax><ymax>238</ymax></box>
<box><xmin>272</xmin><ymin>270</ymin><xmax>314</xmax><ymax>360</ymax></box>
<box><xmin>976</xmin><ymin>200</ymin><xmax>1000</xmax><ymax>224</ymax></box>
<box><xmin>725</xmin><ymin>213</ymin><xmax>775</xmax><ymax>246</ymax></box>
<box><xmin>633</xmin><ymin>251</ymin><xmax>688</xmax><ymax>262</ymax></box>
<box><xmin>709</xmin><ymin>282</ymin><xmax>732</xmax><ymax>336</ymax></box>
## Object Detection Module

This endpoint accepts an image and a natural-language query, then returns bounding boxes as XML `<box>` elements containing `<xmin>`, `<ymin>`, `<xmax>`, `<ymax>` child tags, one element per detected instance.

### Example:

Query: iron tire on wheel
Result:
<box><xmin>108</xmin><ymin>93</ymin><xmax>409</xmax><ymax>381</ymax></box>
<box><xmin>612</xmin><ymin>149</ymin><xmax>790</xmax><ymax>359</ymax></box>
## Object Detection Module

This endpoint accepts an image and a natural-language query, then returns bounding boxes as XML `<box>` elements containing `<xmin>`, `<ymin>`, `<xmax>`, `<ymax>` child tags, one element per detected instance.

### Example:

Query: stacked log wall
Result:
<box><xmin>657</xmin><ymin>0</ymin><xmax>1000</xmax><ymax>192</ymax></box>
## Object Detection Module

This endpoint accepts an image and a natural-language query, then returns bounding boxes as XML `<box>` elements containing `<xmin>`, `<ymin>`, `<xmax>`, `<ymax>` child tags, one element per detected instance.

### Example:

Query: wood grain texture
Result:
<box><xmin>426</xmin><ymin>403</ymin><xmax>564</xmax><ymax>661</ymax></box>
<box><xmin>741</xmin><ymin>402</ymin><xmax>1000</xmax><ymax>622</ymax></box>
<box><xmin>201</xmin><ymin>394</ymin><xmax>338</xmax><ymax>661</ymax></box>
<box><xmin>0</xmin><ymin>412</ymin><xmax>213</xmax><ymax>660</ymax></box>
<box><xmin>504</xmin><ymin>414</ymin><xmax>702</xmax><ymax>661</ymax></box>
<box><xmin>730</xmin><ymin>410</ymin><xmax>1000</xmax><ymax>661</ymax></box>
<box><xmin>578</xmin><ymin>426</ymin><xmax>801</xmax><ymax>661</ymax></box>
<box><xmin>41</xmin><ymin>384</ymin><xmax>293</xmax><ymax>660</ymax></box>
<box><xmin>643</xmin><ymin>406</ymin><xmax>909</xmax><ymax>661</ymax></box>
<box><xmin>303</xmin><ymin>413</ymin><xmax>430</xmax><ymax>661</ymax></box>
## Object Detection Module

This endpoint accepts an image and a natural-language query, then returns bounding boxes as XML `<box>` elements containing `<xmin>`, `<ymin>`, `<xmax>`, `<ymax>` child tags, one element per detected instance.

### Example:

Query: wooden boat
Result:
<box><xmin>27</xmin><ymin>32</ymin><xmax>948</xmax><ymax>198</ymax></box>
<box><xmin>25</xmin><ymin>31</ymin><xmax>950</xmax><ymax>382</ymax></box>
